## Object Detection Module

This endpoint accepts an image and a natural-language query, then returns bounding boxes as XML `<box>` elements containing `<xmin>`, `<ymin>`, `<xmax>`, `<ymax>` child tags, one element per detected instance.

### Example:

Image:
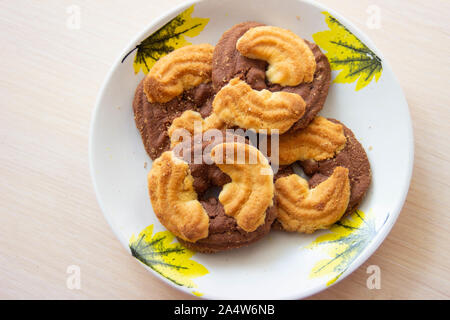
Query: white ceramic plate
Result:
<box><xmin>90</xmin><ymin>0</ymin><xmax>413</xmax><ymax>299</ymax></box>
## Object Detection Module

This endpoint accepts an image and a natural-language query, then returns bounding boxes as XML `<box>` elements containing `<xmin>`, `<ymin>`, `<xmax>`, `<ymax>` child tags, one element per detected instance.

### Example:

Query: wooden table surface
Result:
<box><xmin>1</xmin><ymin>0</ymin><xmax>449</xmax><ymax>300</ymax></box>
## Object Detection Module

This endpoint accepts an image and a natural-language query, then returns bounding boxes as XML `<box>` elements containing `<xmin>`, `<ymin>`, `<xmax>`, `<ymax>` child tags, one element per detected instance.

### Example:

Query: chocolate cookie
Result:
<box><xmin>272</xmin><ymin>119</ymin><xmax>371</xmax><ymax>232</ymax></box>
<box><xmin>212</xmin><ymin>22</ymin><xmax>331</xmax><ymax>131</ymax></box>
<box><xmin>170</xmin><ymin>132</ymin><xmax>277</xmax><ymax>253</ymax></box>
<box><xmin>133</xmin><ymin>79</ymin><xmax>214</xmax><ymax>160</ymax></box>
<box><xmin>300</xmin><ymin>119</ymin><xmax>371</xmax><ymax>214</ymax></box>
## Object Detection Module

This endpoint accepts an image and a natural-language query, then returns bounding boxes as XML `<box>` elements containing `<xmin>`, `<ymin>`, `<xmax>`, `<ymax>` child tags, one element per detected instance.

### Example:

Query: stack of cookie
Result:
<box><xmin>133</xmin><ymin>22</ymin><xmax>371</xmax><ymax>253</ymax></box>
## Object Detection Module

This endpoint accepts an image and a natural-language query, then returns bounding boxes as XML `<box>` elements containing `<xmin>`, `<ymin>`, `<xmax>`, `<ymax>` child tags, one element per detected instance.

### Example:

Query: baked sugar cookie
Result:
<box><xmin>272</xmin><ymin>119</ymin><xmax>371</xmax><ymax>233</ymax></box>
<box><xmin>133</xmin><ymin>44</ymin><xmax>215</xmax><ymax>160</ymax></box>
<box><xmin>212</xmin><ymin>22</ymin><xmax>331</xmax><ymax>131</ymax></box>
<box><xmin>300</xmin><ymin>119</ymin><xmax>371</xmax><ymax>214</ymax></box>
<box><xmin>149</xmin><ymin>132</ymin><xmax>277</xmax><ymax>253</ymax></box>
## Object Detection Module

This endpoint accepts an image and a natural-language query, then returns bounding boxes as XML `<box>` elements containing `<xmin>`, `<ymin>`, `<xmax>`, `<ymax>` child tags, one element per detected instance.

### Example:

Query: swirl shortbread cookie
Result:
<box><xmin>133</xmin><ymin>44</ymin><xmax>215</xmax><ymax>160</ymax></box>
<box><xmin>144</xmin><ymin>44</ymin><xmax>214</xmax><ymax>103</ymax></box>
<box><xmin>268</xmin><ymin>116</ymin><xmax>347</xmax><ymax>165</ymax></box>
<box><xmin>212</xmin><ymin>22</ymin><xmax>331</xmax><ymax>131</ymax></box>
<box><xmin>150</xmin><ymin>132</ymin><xmax>277</xmax><ymax>253</ymax></box>
<box><xmin>168</xmin><ymin>77</ymin><xmax>306</xmax><ymax>138</ymax></box>
<box><xmin>148</xmin><ymin>151</ymin><xmax>210</xmax><ymax>242</ymax></box>
<box><xmin>212</xmin><ymin>78</ymin><xmax>306</xmax><ymax>134</ymax></box>
<box><xmin>299</xmin><ymin>119</ymin><xmax>372</xmax><ymax>214</ymax></box>
<box><xmin>168</xmin><ymin>110</ymin><xmax>225</xmax><ymax>148</ymax></box>
<box><xmin>275</xmin><ymin>166</ymin><xmax>350</xmax><ymax>233</ymax></box>
<box><xmin>236</xmin><ymin>26</ymin><xmax>316</xmax><ymax>86</ymax></box>
<box><xmin>272</xmin><ymin>119</ymin><xmax>371</xmax><ymax>233</ymax></box>
<box><xmin>211</xmin><ymin>142</ymin><xmax>274</xmax><ymax>232</ymax></box>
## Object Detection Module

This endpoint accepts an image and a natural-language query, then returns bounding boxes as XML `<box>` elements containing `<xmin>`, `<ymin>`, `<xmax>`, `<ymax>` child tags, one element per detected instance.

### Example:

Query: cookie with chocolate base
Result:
<box><xmin>212</xmin><ymin>22</ymin><xmax>331</xmax><ymax>132</ymax></box>
<box><xmin>299</xmin><ymin>119</ymin><xmax>371</xmax><ymax>214</ymax></box>
<box><xmin>133</xmin><ymin>80</ymin><xmax>214</xmax><ymax>160</ymax></box>
<box><xmin>272</xmin><ymin>119</ymin><xmax>371</xmax><ymax>232</ymax></box>
<box><xmin>150</xmin><ymin>131</ymin><xmax>277</xmax><ymax>253</ymax></box>
<box><xmin>133</xmin><ymin>44</ymin><xmax>215</xmax><ymax>160</ymax></box>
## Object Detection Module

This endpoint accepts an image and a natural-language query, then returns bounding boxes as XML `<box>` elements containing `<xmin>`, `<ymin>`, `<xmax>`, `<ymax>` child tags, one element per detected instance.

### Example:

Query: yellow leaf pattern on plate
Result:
<box><xmin>307</xmin><ymin>210</ymin><xmax>381</xmax><ymax>286</ymax></box>
<box><xmin>122</xmin><ymin>5</ymin><xmax>209</xmax><ymax>74</ymax></box>
<box><xmin>313</xmin><ymin>12</ymin><xmax>382</xmax><ymax>91</ymax></box>
<box><xmin>129</xmin><ymin>225</ymin><xmax>209</xmax><ymax>288</ymax></box>
<box><xmin>191</xmin><ymin>291</ymin><xmax>204</xmax><ymax>297</ymax></box>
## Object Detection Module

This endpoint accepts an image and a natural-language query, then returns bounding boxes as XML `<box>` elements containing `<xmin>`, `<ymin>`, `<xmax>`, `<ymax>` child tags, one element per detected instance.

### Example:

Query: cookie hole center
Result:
<box><xmin>292</xmin><ymin>162</ymin><xmax>308</xmax><ymax>179</ymax></box>
<box><xmin>199</xmin><ymin>185</ymin><xmax>222</xmax><ymax>201</ymax></box>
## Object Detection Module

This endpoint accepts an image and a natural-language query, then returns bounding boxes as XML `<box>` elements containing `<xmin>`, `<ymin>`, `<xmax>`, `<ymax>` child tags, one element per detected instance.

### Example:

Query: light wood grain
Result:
<box><xmin>0</xmin><ymin>0</ymin><xmax>449</xmax><ymax>300</ymax></box>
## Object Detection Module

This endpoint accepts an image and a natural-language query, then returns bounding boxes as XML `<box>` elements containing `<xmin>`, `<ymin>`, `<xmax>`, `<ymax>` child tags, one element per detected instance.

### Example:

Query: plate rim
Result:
<box><xmin>89</xmin><ymin>0</ymin><xmax>414</xmax><ymax>300</ymax></box>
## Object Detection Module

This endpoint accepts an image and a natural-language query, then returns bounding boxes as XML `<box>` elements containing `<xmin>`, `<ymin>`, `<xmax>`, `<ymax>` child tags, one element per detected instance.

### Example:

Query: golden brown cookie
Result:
<box><xmin>168</xmin><ymin>110</ymin><xmax>225</xmax><ymax>147</ymax></box>
<box><xmin>143</xmin><ymin>44</ymin><xmax>214</xmax><ymax>103</ymax></box>
<box><xmin>300</xmin><ymin>119</ymin><xmax>372</xmax><ymax>214</ymax></box>
<box><xmin>212</xmin><ymin>22</ymin><xmax>331</xmax><ymax>132</ymax></box>
<box><xmin>149</xmin><ymin>133</ymin><xmax>277</xmax><ymax>253</ymax></box>
<box><xmin>236</xmin><ymin>26</ymin><xmax>316</xmax><ymax>86</ymax></box>
<box><xmin>211</xmin><ymin>142</ymin><xmax>274</xmax><ymax>232</ymax></box>
<box><xmin>272</xmin><ymin>119</ymin><xmax>371</xmax><ymax>232</ymax></box>
<box><xmin>148</xmin><ymin>151</ymin><xmax>209</xmax><ymax>242</ymax></box>
<box><xmin>133</xmin><ymin>44</ymin><xmax>216</xmax><ymax>160</ymax></box>
<box><xmin>275</xmin><ymin>167</ymin><xmax>350</xmax><ymax>233</ymax></box>
<box><xmin>212</xmin><ymin>78</ymin><xmax>306</xmax><ymax>134</ymax></box>
<box><xmin>268</xmin><ymin>116</ymin><xmax>347</xmax><ymax>165</ymax></box>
